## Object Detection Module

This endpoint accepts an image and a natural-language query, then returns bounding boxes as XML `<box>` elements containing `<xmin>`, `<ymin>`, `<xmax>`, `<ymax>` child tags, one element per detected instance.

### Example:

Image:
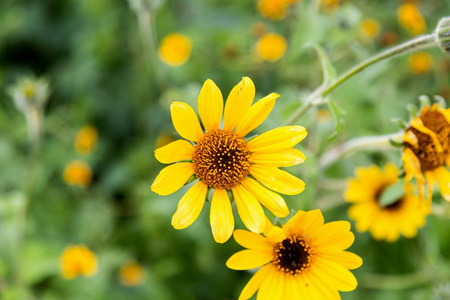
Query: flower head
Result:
<box><xmin>344</xmin><ymin>164</ymin><xmax>429</xmax><ymax>242</ymax></box>
<box><xmin>63</xmin><ymin>160</ymin><xmax>93</xmax><ymax>188</ymax></box>
<box><xmin>397</xmin><ymin>3</ymin><xmax>426</xmax><ymax>35</ymax></box>
<box><xmin>118</xmin><ymin>261</ymin><xmax>146</xmax><ymax>286</ymax></box>
<box><xmin>256</xmin><ymin>33</ymin><xmax>287</xmax><ymax>62</ymax></box>
<box><xmin>360</xmin><ymin>18</ymin><xmax>380</xmax><ymax>40</ymax></box>
<box><xmin>158</xmin><ymin>33</ymin><xmax>192</xmax><ymax>67</ymax></box>
<box><xmin>320</xmin><ymin>0</ymin><xmax>340</xmax><ymax>13</ymax></box>
<box><xmin>226</xmin><ymin>209</ymin><xmax>362</xmax><ymax>300</ymax></box>
<box><xmin>59</xmin><ymin>244</ymin><xmax>98</xmax><ymax>280</ymax></box>
<box><xmin>74</xmin><ymin>126</ymin><xmax>98</xmax><ymax>156</ymax></box>
<box><xmin>409</xmin><ymin>52</ymin><xmax>433</xmax><ymax>74</ymax></box>
<box><xmin>257</xmin><ymin>0</ymin><xmax>290</xmax><ymax>20</ymax></box>
<box><xmin>151</xmin><ymin>77</ymin><xmax>307</xmax><ymax>243</ymax></box>
<box><xmin>402</xmin><ymin>103</ymin><xmax>450</xmax><ymax>202</ymax></box>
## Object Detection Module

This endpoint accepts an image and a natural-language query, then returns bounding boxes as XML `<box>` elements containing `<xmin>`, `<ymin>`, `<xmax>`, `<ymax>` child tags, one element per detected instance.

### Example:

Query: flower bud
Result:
<box><xmin>436</xmin><ymin>17</ymin><xmax>450</xmax><ymax>54</ymax></box>
<box><xmin>7</xmin><ymin>76</ymin><xmax>50</xmax><ymax>113</ymax></box>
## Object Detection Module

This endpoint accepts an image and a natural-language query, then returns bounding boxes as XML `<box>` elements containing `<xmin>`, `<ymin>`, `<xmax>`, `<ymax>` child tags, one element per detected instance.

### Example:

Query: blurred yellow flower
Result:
<box><xmin>402</xmin><ymin>104</ymin><xmax>450</xmax><ymax>202</ymax></box>
<box><xmin>320</xmin><ymin>0</ymin><xmax>340</xmax><ymax>13</ymax></box>
<box><xmin>60</xmin><ymin>244</ymin><xmax>98</xmax><ymax>280</ymax></box>
<box><xmin>398</xmin><ymin>3</ymin><xmax>426</xmax><ymax>35</ymax></box>
<box><xmin>74</xmin><ymin>125</ymin><xmax>98</xmax><ymax>156</ymax></box>
<box><xmin>408</xmin><ymin>52</ymin><xmax>433</xmax><ymax>74</ymax></box>
<box><xmin>151</xmin><ymin>77</ymin><xmax>306</xmax><ymax>243</ymax></box>
<box><xmin>344</xmin><ymin>164</ymin><xmax>429</xmax><ymax>242</ymax></box>
<box><xmin>63</xmin><ymin>160</ymin><xmax>93</xmax><ymax>188</ymax></box>
<box><xmin>256</xmin><ymin>33</ymin><xmax>287</xmax><ymax>62</ymax></box>
<box><xmin>227</xmin><ymin>209</ymin><xmax>362</xmax><ymax>299</ymax></box>
<box><xmin>360</xmin><ymin>18</ymin><xmax>380</xmax><ymax>39</ymax></box>
<box><xmin>118</xmin><ymin>261</ymin><xmax>146</xmax><ymax>286</ymax></box>
<box><xmin>257</xmin><ymin>0</ymin><xmax>290</xmax><ymax>20</ymax></box>
<box><xmin>158</xmin><ymin>33</ymin><xmax>192</xmax><ymax>67</ymax></box>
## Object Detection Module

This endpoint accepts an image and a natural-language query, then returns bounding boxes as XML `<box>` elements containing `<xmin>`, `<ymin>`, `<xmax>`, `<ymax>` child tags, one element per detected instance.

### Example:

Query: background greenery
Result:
<box><xmin>0</xmin><ymin>0</ymin><xmax>449</xmax><ymax>299</ymax></box>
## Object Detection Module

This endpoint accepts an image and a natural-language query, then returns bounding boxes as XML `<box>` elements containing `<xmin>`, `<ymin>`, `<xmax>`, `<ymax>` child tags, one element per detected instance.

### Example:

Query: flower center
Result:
<box><xmin>406</xmin><ymin>111</ymin><xmax>450</xmax><ymax>172</ymax></box>
<box><xmin>274</xmin><ymin>236</ymin><xmax>312</xmax><ymax>275</ymax></box>
<box><xmin>192</xmin><ymin>130</ymin><xmax>251</xmax><ymax>190</ymax></box>
<box><xmin>383</xmin><ymin>197</ymin><xmax>404</xmax><ymax>212</ymax></box>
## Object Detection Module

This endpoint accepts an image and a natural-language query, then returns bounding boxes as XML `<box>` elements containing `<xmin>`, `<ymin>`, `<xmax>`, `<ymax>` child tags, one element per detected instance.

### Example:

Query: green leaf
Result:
<box><xmin>328</xmin><ymin>100</ymin><xmax>346</xmax><ymax>140</ymax></box>
<box><xmin>379</xmin><ymin>180</ymin><xmax>405</xmax><ymax>207</ymax></box>
<box><xmin>303</xmin><ymin>43</ymin><xmax>337</xmax><ymax>87</ymax></box>
<box><xmin>390</xmin><ymin>118</ymin><xmax>409</xmax><ymax>130</ymax></box>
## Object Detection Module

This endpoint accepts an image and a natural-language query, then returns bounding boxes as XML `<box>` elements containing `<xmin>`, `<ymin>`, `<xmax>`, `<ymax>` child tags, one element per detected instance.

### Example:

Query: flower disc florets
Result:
<box><xmin>274</xmin><ymin>235</ymin><xmax>312</xmax><ymax>275</ymax></box>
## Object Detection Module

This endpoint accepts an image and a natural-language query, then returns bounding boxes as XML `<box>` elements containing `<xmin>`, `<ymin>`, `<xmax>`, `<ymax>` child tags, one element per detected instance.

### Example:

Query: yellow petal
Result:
<box><xmin>410</xmin><ymin>118</ymin><xmax>443</xmax><ymax>152</ymax></box>
<box><xmin>241</xmin><ymin>178</ymin><xmax>289</xmax><ymax>217</ymax></box>
<box><xmin>311</xmin><ymin>258</ymin><xmax>358</xmax><ymax>291</ymax></box>
<box><xmin>282</xmin><ymin>274</ymin><xmax>301</xmax><ymax>300</ymax></box>
<box><xmin>402</xmin><ymin>147</ymin><xmax>424</xmax><ymax>183</ymax></box>
<box><xmin>198</xmin><ymin>79</ymin><xmax>223</xmax><ymax>132</ymax></box>
<box><xmin>233</xmin><ymin>229</ymin><xmax>274</xmax><ymax>251</ymax></box>
<box><xmin>223</xmin><ymin>77</ymin><xmax>255</xmax><ymax>131</ymax></box>
<box><xmin>233</xmin><ymin>184</ymin><xmax>266</xmax><ymax>233</ymax></box>
<box><xmin>247</xmin><ymin>126</ymin><xmax>307</xmax><ymax>154</ymax></box>
<box><xmin>238</xmin><ymin>265</ymin><xmax>273</xmax><ymax>300</ymax></box>
<box><xmin>303</xmin><ymin>270</ymin><xmax>343</xmax><ymax>300</ymax></box>
<box><xmin>226</xmin><ymin>249</ymin><xmax>273</xmax><ymax>270</ymax></box>
<box><xmin>434</xmin><ymin>167</ymin><xmax>450</xmax><ymax>202</ymax></box>
<box><xmin>263</xmin><ymin>216</ymin><xmax>274</xmax><ymax>237</ymax></box>
<box><xmin>316</xmin><ymin>251</ymin><xmax>363</xmax><ymax>270</ymax></box>
<box><xmin>403</xmin><ymin>130</ymin><xmax>418</xmax><ymax>148</ymax></box>
<box><xmin>266</xmin><ymin>226</ymin><xmax>286</xmax><ymax>244</ymax></box>
<box><xmin>210</xmin><ymin>189</ymin><xmax>234</xmax><ymax>243</ymax></box>
<box><xmin>171</xmin><ymin>181</ymin><xmax>207</xmax><ymax>229</ymax></box>
<box><xmin>256</xmin><ymin>266</ymin><xmax>284</xmax><ymax>300</ymax></box>
<box><xmin>250</xmin><ymin>148</ymin><xmax>306</xmax><ymax>167</ymax></box>
<box><xmin>250</xmin><ymin>165</ymin><xmax>305</xmax><ymax>195</ymax></box>
<box><xmin>284</xmin><ymin>209</ymin><xmax>324</xmax><ymax>237</ymax></box>
<box><xmin>439</xmin><ymin>108</ymin><xmax>450</xmax><ymax>124</ymax></box>
<box><xmin>170</xmin><ymin>102</ymin><xmax>204</xmax><ymax>142</ymax></box>
<box><xmin>154</xmin><ymin>140</ymin><xmax>194</xmax><ymax>164</ymax></box>
<box><xmin>151</xmin><ymin>163</ymin><xmax>194</xmax><ymax>196</ymax></box>
<box><xmin>235</xmin><ymin>93</ymin><xmax>279</xmax><ymax>136</ymax></box>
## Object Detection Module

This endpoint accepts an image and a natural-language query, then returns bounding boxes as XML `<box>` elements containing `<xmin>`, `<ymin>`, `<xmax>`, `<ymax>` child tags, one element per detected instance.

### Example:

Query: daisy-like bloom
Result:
<box><xmin>151</xmin><ymin>77</ymin><xmax>306</xmax><ymax>243</ymax></box>
<box><xmin>402</xmin><ymin>103</ymin><xmax>450</xmax><ymax>202</ymax></box>
<box><xmin>408</xmin><ymin>52</ymin><xmax>433</xmax><ymax>74</ymax></box>
<box><xmin>59</xmin><ymin>244</ymin><xmax>98</xmax><ymax>280</ymax></box>
<box><xmin>320</xmin><ymin>0</ymin><xmax>340</xmax><ymax>13</ymax></box>
<box><xmin>74</xmin><ymin>125</ymin><xmax>98</xmax><ymax>156</ymax></box>
<box><xmin>158</xmin><ymin>33</ymin><xmax>192</xmax><ymax>67</ymax></box>
<box><xmin>63</xmin><ymin>160</ymin><xmax>93</xmax><ymax>188</ymax></box>
<box><xmin>344</xmin><ymin>164</ymin><xmax>429</xmax><ymax>242</ymax></box>
<box><xmin>118</xmin><ymin>261</ymin><xmax>146</xmax><ymax>286</ymax></box>
<box><xmin>257</xmin><ymin>0</ymin><xmax>290</xmax><ymax>20</ymax></box>
<box><xmin>360</xmin><ymin>18</ymin><xmax>380</xmax><ymax>40</ymax></box>
<box><xmin>226</xmin><ymin>209</ymin><xmax>362</xmax><ymax>300</ymax></box>
<box><xmin>397</xmin><ymin>3</ymin><xmax>426</xmax><ymax>35</ymax></box>
<box><xmin>256</xmin><ymin>33</ymin><xmax>287</xmax><ymax>62</ymax></box>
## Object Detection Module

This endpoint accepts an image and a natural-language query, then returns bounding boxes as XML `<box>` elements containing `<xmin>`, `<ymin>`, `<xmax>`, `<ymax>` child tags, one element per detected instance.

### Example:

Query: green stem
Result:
<box><xmin>286</xmin><ymin>33</ymin><xmax>438</xmax><ymax>125</ymax></box>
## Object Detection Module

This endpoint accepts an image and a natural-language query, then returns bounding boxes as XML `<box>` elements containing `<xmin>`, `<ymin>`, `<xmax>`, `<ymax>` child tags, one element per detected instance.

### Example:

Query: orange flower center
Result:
<box><xmin>405</xmin><ymin>111</ymin><xmax>450</xmax><ymax>172</ymax></box>
<box><xmin>274</xmin><ymin>236</ymin><xmax>312</xmax><ymax>275</ymax></box>
<box><xmin>192</xmin><ymin>130</ymin><xmax>251</xmax><ymax>190</ymax></box>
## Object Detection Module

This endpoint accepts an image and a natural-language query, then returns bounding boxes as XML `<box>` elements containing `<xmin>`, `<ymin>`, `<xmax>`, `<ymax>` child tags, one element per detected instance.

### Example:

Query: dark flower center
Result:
<box><xmin>192</xmin><ymin>130</ymin><xmax>251</xmax><ymax>190</ymax></box>
<box><xmin>274</xmin><ymin>236</ymin><xmax>312</xmax><ymax>275</ymax></box>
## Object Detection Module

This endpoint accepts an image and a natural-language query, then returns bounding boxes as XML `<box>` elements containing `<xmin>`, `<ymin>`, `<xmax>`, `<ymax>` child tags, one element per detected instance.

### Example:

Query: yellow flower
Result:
<box><xmin>360</xmin><ymin>18</ymin><xmax>380</xmax><ymax>39</ymax></box>
<box><xmin>408</xmin><ymin>52</ymin><xmax>433</xmax><ymax>74</ymax></box>
<box><xmin>118</xmin><ymin>261</ymin><xmax>146</xmax><ymax>286</ymax></box>
<box><xmin>226</xmin><ymin>209</ymin><xmax>362</xmax><ymax>299</ymax></box>
<box><xmin>59</xmin><ymin>244</ymin><xmax>98</xmax><ymax>280</ymax></box>
<box><xmin>256</xmin><ymin>33</ymin><xmax>287</xmax><ymax>62</ymax></box>
<box><xmin>402</xmin><ymin>104</ymin><xmax>450</xmax><ymax>202</ymax></box>
<box><xmin>158</xmin><ymin>33</ymin><xmax>192</xmax><ymax>67</ymax></box>
<box><xmin>397</xmin><ymin>3</ymin><xmax>426</xmax><ymax>35</ymax></box>
<box><xmin>151</xmin><ymin>77</ymin><xmax>307</xmax><ymax>243</ymax></box>
<box><xmin>344</xmin><ymin>164</ymin><xmax>429</xmax><ymax>242</ymax></box>
<box><xmin>63</xmin><ymin>160</ymin><xmax>93</xmax><ymax>188</ymax></box>
<box><xmin>257</xmin><ymin>0</ymin><xmax>290</xmax><ymax>20</ymax></box>
<box><xmin>74</xmin><ymin>126</ymin><xmax>98</xmax><ymax>156</ymax></box>
<box><xmin>320</xmin><ymin>0</ymin><xmax>340</xmax><ymax>13</ymax></box>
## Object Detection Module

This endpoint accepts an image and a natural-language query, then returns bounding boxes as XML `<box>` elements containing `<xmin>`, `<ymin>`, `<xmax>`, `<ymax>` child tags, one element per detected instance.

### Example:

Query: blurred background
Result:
<box><xmin>0</xmin><ymin>0</ymin><xmax>449</xmax><ymax>299</ymax></box>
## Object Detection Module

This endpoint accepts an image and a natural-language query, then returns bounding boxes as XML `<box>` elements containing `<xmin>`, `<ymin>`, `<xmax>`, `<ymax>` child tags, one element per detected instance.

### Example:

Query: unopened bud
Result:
<box><xmin>436</xmin><ymin>17</ymin><xmax>450</xmax><ymax>54</ymax></box>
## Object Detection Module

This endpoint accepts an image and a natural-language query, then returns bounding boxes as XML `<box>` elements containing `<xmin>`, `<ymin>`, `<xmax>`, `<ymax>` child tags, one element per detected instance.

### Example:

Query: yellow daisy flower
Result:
<box><xmin>397</xmin><ymin>3</ymin><xmax>426</xmax><ymax>35</ymax></box>
<box><xmin>60</xmin><ymin>244</ymin><xmax>98</xmax><ymax>280</ymax></box>
<box><xmin>257</xmin><ymin>0</ymin><xmax>290</xmax><ymax>21</ymax></box>
<box><xmin>74</xmin><ymin>125</ymin><xmax>98</xmax><ymax>156</ymax></box>
<box><xmin>151</xmin><ymin>77</ymin><xmax>307</xmax><ymax>243</ymax></box>
<box><xmin>63</xmin><ymin>160</ymin><xmax>93</xmax><ymax>188</ymax></box>
<box><xmin>256</xmin><ymin>33</ymin><xmax>287</xmax><ymax>62</ymax></box>
<box><xmin>344</xmin><ymin>164</ymin><xmax>429</xmax><ymax>242</ymax></box>
<box><xmin>158</xmin><ymin>33</ymin><xmax>192</xmax><ymax>67</ymax></box>
<box><xmin>118</xmin><ymin>261</ymin><xmax>146</xmax><ymax>286</ymax></box>
<box><xmin>402</xmin><ymin>103</ymin><xmax>450</xmax><ymax>202</ymax></box>
<box><xmin>408</xmin><ymin>52</ymin><xmax>433</xmax><ymax>74</ymax></box>
<box><xmin>226</xmin><ymin>209</ymin><xmax>362</xmax><ymax>299</ymax></box>
<box><xmin>360</xmin><ymin>18</ymin><xmax>381</xmax><ymax>40</ymax></box>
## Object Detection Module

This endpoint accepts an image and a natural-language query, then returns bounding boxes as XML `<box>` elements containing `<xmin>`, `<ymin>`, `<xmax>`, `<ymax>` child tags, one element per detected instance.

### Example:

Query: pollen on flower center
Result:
<box><xmin>192</xmin><ymin>130</ymin><xmax>251</xmax><ymax>190</ymax></box>
<box><xmin>405</xmin><ymin>111</ymin><xmax>450</xmax><ymax>171</ymax></box>
<box><xmin>274</xmin><ymin>236</ymin><xmax>312</xmax><ymax>275</ymax></box>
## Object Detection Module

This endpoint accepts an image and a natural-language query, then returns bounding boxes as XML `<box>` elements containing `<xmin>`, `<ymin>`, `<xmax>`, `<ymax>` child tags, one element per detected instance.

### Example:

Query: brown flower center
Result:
<box><xmin>192</xmin><ymin>130</ymin><xmax>251</xmax><ymax>190</ymax></box>
<box><xmin>405</xmin><ymin>110</ymin><xmax>450</xmax><ymax>172</ymax></box>
<box><xmin>274</xmin><ymin>236</ymin><xmax>312</xmax><ymax>275</ymax></box>
<box><xmin>383</xmin><ymin>198</ymin><xmax>404</xmax><ymax>212</ymax></box>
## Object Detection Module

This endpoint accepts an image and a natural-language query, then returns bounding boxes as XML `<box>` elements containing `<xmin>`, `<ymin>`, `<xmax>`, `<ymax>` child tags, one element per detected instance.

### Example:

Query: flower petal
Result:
<box><xmin>250</xmin><ymin>148</ymin><xmax>306</xmax><ymax>167</ymax></box>
<box><xmin>233</xmin><ymin>184</ymin><xmax>266</xmax><ymax>233</ymax></box>
<box><xmin>247</xmin><ymin>126</ymin><xmax>307</xmax><ymax>154</ymax></box>
<box><xmin>434</xmin><ymin>166</ymin><xmax>450</xmax><ymax>202</ymax></box>
<box><xmin>241</xmin><ymin>177</ymin><xmax>289</xmax><ymax>217</ymax></box>
<box><xmin>303</xmin><ymin>270</ymin><xmax>342</xmax><ymax>300</ymax></box>
<box><xmin>256</xmin><ymin>266</ymin><xmax>284</xmax><ymax>300</ymax></box>
<box><xmin>316</xmin><ymin>251</ymin><xmax>363</xmax><ymax>270</ymax></box>
<box><xmin>155</xmin><ymin>140</ymin><xmax>194</xmax><ymax>164</ymax></box>
<box><xmin>171</xmin><ymin>181</ymin><xmax>207</xmax><ymax>229</ymax></box>
<box><xmin>210</xmin><ymin>189</ymin><xmax>234</xmax><ymax>243</ymax></box>
<box><xmin>198</xmin><ymin>79</ymin><xmax>223</xmax><ymax>132</ymax></box>
<box><xmin>226</xmin><ymin>249</ymin><xmax>273</xmax><ymax>270</ymax></box>
<box><xmin>410</xmin><ymin>118</ymin><xmax>443</xmax><ymax>152</ymax></box>
<box><xmin>238</xmin><ymin>265</ymin><xmax>273</xmax><ymax>300</ymax></box>
<box><xmin>233</xmin><ymin>229</ymin><xmax>274</xmax><ymax>251</ymax></box>
<box><xmin>250</xmin><ymin>165</ymin><xmax>305</xmax><ymax>195</ymax></box>
<box><xmin>170</xmin><ymin>102</ymin><xmax>204</xmax><ymax>142</ymax></box>
<box><xmin>151</xmin><ymin>162</ymin><xmax>194</xmax><ymax>196</ymax></box>
<box><xmin>235</xmin><ymin>93</ymin><xmax>279</xmax><ymax>136</ymax></box>
<box><xmin>311</xmin><ymin>258</ymin><xmax>358</xmax><ymax>291</ymax></box>
<box><xmin>284</xmin><ymin>209</ymin><xmax>324</xmax><ymax>237</ymax></box>
<box><xmin>223</xmin><ymin>77</ymin><xmax>255</xmax><ymax>131</ymax></box>
<box><xmin>402</xmin><ymin>147</ymin><xmax>425</xmax><ymax>184</ymax></box>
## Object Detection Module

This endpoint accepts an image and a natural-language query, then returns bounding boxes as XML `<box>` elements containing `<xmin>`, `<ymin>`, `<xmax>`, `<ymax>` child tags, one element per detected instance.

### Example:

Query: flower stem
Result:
<box><xmin>286</xmin><ymin>34</ymin><xmax>438</xmax><ymax>125</ymax></box>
